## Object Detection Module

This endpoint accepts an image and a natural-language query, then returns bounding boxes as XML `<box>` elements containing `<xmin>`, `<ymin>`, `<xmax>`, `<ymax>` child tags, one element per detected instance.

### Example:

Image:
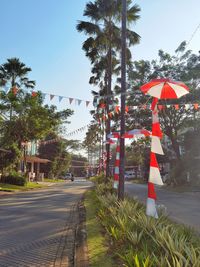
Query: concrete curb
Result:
<box><xmin>74</xmin><ymin>199</ymin><xmax>89</xmax><ymax>267</ymax></box>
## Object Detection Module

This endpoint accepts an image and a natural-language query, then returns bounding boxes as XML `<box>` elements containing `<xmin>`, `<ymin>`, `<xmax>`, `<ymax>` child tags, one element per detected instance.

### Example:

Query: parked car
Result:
<box><xmin>125</xmin><ymin>172</ymin><xmax>135</xmax><ymax>179</ymax></box>
<box><xmin>62</xmin><ymin>173</ymin><xmax>72</xmax><ymax>180</ymax></box>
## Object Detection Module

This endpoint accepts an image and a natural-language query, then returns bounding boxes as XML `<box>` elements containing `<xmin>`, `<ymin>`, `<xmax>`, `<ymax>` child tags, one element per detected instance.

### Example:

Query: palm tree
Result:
<box><xmin>0</xmin><ymin>58</ymin><xmax>36</xmax><ymax>120</ymax></box>
<box><xmin>77</xmin><ymin>0</ymin><xmax>140</xmax><ymax>178</ymax></box>
<box><xmin>0</xmin><ymin>58</ymin><xmax>35</xmax><ymax>89</ymax></box>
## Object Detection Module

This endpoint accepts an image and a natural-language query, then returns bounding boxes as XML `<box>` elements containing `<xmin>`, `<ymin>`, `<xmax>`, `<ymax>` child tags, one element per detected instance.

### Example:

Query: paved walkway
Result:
<box><xmin>0</xmin><ymin>180</ymin><xmax>91</xmax><ymax>267</ymax></box>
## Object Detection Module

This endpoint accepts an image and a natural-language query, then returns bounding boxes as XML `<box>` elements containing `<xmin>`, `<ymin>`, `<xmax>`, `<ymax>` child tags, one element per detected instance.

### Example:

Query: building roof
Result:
<box><xmin>24</xmin><ymin>156</ymin><xmax>51</xmax><ymax>164</ymax></box>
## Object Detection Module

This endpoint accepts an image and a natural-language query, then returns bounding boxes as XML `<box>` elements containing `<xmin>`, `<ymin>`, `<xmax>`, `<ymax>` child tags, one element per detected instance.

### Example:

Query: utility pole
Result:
<box><xmin>118</xmin><ymin>0</ymin><xmax>127</xmax><ymax>200</ymax></box>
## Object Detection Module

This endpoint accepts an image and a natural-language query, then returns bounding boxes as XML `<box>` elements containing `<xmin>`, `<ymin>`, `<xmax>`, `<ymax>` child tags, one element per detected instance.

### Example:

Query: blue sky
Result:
<box><xmin>1</xmin><ymin>0</ymin><xmax>200</xmax><ymax>141</ymax></box>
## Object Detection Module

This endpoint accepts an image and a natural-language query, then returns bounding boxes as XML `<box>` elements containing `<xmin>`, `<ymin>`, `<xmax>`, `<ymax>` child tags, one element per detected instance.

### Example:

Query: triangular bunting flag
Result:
<box><xmin>59</xmin><ymin>96</ymin><xmax>63</xmax><ymax>102</ymax></box>
<box><xmin>12</xmin><ymin>86</ymin><xmax>18</xmax><ymax>95</ymax></box>
<box><xmin>4</xmin><ymin>87</ymin><xmax>10</xmax><ymax>94</ymax></box>
<box><xmin>50</xmin><ymin>94</ymin><xmax>55</xmax><ymax>100</ymax></box>
<box><xmin>69</xmin><ymin>98</ymin><xmax>73</xmax><ymax>104</ymax></box>
<box><xmin>86</xmin><ymin>101</ymin><xmax>90</xmax><ymax>107</ymax></box>
<box><xmin>32</xmin><ymin>91</ymin><xmax>37</xmax><ymax>97</ymax></box>
<box><xmin>78</xmin><ymin>99</ymin><xmax>82</xmax><ymax>106</ymax></box>
<box><xmin>42</xmin><ymin>93</ymin><xmax>46</xmax><ymax>100</ymax></box>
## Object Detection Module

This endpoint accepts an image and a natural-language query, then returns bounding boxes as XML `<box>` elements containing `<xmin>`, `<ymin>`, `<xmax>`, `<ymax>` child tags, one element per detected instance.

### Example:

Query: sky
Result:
<box><xmin>1</xmin><ymin>0</ymin><xmax>200</xmax><ymax>142</ymax></box>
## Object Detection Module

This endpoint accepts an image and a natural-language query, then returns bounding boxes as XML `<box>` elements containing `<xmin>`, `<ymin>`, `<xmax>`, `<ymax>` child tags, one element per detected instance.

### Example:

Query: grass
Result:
<box><xmin>0</xmin><ymin>182</ymin><xmax>45</xmax><ymax>192</ymax></box>
<box><xmin>84</xmin><ymin>190</ymin><xmax>115</xmax><ymax>267</ymax></box>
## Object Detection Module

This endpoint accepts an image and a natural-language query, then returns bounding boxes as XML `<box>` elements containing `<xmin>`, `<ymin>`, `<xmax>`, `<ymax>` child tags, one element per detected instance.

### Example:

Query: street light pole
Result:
<box><xmin>118</xmin><ymin>0</ymin><xmax>127</xmax><ymax>200</ymax></box>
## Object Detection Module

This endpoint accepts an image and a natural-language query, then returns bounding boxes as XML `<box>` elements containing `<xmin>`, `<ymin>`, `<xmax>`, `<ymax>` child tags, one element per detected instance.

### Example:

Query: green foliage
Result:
<box><xmin>1</xmin><ymin>171</ymin><xmax>26</xmax><ymax>186</ymax></box>
<box><xmin>85</xmin><ymin>190</ymin><xmax>114</xmax><ymax>267</ymax></box>
<box><xmin>0</xmin><ymin>58</ymin><xmax>74</xmax><ymax>172</ymax></box>
<box><xmin>0</xmin><ymin>143</ymin><xmax>21</xmax><ymax>172</ymax></box>
<box><xmin>94</xmin><ymin>189</ymin><xmax>200</xmax><ymax>267</ymax></box>
<box><xmin>38</xmin><ymin>133</ymin><xmax>72</xmax><ymax>178</ymax></box>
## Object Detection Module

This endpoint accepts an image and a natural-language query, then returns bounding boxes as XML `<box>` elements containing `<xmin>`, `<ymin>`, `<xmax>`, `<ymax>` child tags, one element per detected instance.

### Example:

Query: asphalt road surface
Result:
<box><xmin>0</xmin><ymin>179</ymin><xmax>92</xmax><ymax>267</ymax></box>
<box><xmin>125</xmin><ymin>182</ymin><xmax>200</xmax><ymax>233</ymax></box>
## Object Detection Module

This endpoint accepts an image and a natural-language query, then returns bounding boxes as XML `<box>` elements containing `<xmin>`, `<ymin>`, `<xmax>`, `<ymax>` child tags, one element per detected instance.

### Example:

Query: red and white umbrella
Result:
<box><xmin>105</xmin><ymin>138</ymin><xmax>116</xmax><ymax>144</ymax></box>
<box><xmin>141</xmin><ymin>78</ymin><xmax>189</xmax><ymax>99</ymax></box>
<box><xmin>122</xmin><ymin>129</ymin><xmax>151</xmax><ymax>139</ymax></box>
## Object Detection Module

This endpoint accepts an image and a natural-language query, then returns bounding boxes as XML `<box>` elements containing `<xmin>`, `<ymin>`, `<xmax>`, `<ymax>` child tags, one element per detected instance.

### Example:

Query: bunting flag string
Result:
<box><xmin>1</xmin><ymin>86</ymin><xmax>199</xmax><ymax>111</ymax></box>
<box><xmin>39</xmin><ymin>124</ymin><xmax>90</xmax><ymax>145</ymax></box>
<box><xmin>0</xmin><ymin>86</ymin><xmax>91</xmax><ymax>108</ymax></box>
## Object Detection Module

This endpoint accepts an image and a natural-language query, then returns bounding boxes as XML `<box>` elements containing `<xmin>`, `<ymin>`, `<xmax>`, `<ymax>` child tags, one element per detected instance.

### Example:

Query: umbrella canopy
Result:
<box><xmin>104</xmin><ymin>138</ymin><xmax>116</xmax><ymax>144</ymax></box>
<box><xmin>122</xmin><ymin>129</ymin><xmax>151</xmax><ymax>139</ymax></box>
<box><xmin>140</xmin><ymin>78</ymin><xmax>189</xmax><ymax>99</ymax></box>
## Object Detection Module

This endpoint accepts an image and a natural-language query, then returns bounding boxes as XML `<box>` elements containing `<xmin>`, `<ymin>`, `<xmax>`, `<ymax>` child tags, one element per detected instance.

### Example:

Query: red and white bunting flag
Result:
<box><xmin>115</xmin><ymin>106</ymin><xmax>120</xmax><ymax>114</ymax></box>
<box><xmin>32</xmin><ymin>91</ymin><xmax>37</xmax><ymax>97</ymax></box>
<box><xmin>50</xmin><ymin>94</ymin><xmax>55</xmax><ymax>100</ymax></box>
<box><xmin>69</xmin><ymin>98</ymin><xmax>73</xmax><ymax>104</ymax></box>
<box><xmin>12</xmin><ymin>86</ymin><xmax>19</xmax><ymax>95</ymax></box>
<box><xmin>78</xmin><ymin>99</ymin><xmax>82</xmax><ymax>105</ymax></box>
<box><xmin>59</xmin><ymin>96</ymin><xmax>63</xmax><ymax>102</ymax></box>
<box><xmin>174</xmin><ymin>104</ymin><xmax>179</xmax><ymax>110</ymax></box>
<box><xmin>86</xmin><ymin>101</ymin><xmax>90</xmax><ymax>107</ymax></box>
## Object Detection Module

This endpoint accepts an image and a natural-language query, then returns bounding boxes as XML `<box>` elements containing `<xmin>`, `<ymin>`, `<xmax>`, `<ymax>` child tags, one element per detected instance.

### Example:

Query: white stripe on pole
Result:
<box><xmin>149</xmin><ymin>166</ymin><xmax>164</xmax><ymax>185</ymax></box>
<box><xmin>146</xmin><ymin>198</ymin><xmax>158</xmax><ymax>218</ymax></box>
<box><xmin>151</xmin><ymin>136</ymin><xmax>164</xmax><ymax>155</ymax></box>
<box><xmin>113</xmin><ymin>181</ymin><xmax>119</xmax><ymax>189</ymax></box>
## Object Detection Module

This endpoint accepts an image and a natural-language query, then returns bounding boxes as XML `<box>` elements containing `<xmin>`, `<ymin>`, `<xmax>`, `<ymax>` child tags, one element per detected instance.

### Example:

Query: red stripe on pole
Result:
<box><xmin>152</xmin><ymin>122</ymin><xmax>163</xmax><ymax>138</ymax></box>
<box><xmin>115</xmin><ymin>159</ymin><xmax>120</xmax><ymax>167</ymax></box>
<box><xmin>116</xmin><ymin>146</ymin><xmax>120</xmax><ymax>153</ymax></box>
<box><xmin>150</xmin><ymin>152</ymin><xmax>159</xmax><ymax>168</ymax></box>
<box><xmin>148</xmin><ymin>182</ymin><xmax>157</xmax><ymax>199</ymax></box>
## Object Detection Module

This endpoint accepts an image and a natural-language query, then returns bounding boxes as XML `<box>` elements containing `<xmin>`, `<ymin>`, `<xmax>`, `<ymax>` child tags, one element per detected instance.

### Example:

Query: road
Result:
<box><xmin>0</xmin><ymin>179</ymin><xmax>92</xmax><ymax>267</ymax></box>
<box><xmin>125</xmin><ymin>182</ymin><xmax>200</xmax><ymax>233</ymax></box>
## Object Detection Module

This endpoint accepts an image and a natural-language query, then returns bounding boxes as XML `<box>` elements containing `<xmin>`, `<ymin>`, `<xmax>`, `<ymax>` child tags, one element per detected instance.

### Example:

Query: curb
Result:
<box><xmin>74</xmin><ymin>199</ymin><xmax>89</xmax><ymax>267</ymax></box>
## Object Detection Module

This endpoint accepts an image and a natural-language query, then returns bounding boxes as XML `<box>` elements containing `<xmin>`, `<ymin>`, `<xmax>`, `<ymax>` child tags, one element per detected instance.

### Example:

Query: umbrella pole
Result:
<box><xmin>118</xmin><ymin>0</ymin><xmax>127</xmax><ymax>200</ymax></box>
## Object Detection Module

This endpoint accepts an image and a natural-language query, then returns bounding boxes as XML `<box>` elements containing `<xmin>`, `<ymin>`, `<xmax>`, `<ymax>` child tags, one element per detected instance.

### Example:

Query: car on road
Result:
<box><xmin>62</xmin><ymin>173</ymin><xmax>72</xmax><ymax>180</ymax></box>
<box><xmin>125</xmin><ymin>171</ymin><xmax>135</xmax><ymax>180</ymax></box>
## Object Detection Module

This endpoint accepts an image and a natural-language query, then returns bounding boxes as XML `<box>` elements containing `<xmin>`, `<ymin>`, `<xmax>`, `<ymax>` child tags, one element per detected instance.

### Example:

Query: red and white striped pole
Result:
<box><xmin>146</xmin><ymin>98</ymin><xmax>164</xmax><ymax>218</ymax></box>
<box><xmin>114</xmin><ymin>138</ymin><xmax>120</xmax><ymax>189</ymax></box>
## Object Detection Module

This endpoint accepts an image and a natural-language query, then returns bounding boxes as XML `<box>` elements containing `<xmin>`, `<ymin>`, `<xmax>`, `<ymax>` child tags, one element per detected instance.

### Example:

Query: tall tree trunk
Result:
<box><xmin>106</xmin><ymin>44</ymin><xmax>112</xmax><ymax>178</ymax></box>
<box><xmin>170</xmin><ymin>135</ymin><xmax>181</xmax><ymax>160</ymax></box>
<box><xmin>118</xmin><ymin>0</ymin><xmax>127</xmax><ymax>200</ymax></box>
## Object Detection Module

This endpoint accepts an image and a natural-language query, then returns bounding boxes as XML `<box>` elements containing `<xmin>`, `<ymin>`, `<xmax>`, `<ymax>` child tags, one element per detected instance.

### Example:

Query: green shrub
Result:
<box><xmin>95</xmin><ymin>189</ymin><xmax>200</xmax><ymax>267</ymax></box>
<box><xmin>1</xmin><ymin>171</ymin><xmax>26</xmax><ymax>186</ymax></box>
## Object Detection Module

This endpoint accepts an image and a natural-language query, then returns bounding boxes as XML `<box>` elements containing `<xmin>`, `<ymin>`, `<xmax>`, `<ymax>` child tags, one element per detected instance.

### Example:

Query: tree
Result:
<box><xmin>77</xmin><ymin>0</ymin><xmax>140</xmax><ymax>178</ymax></box>
<box><xmin>0</xmin><ymin>59</ymin><xmax>74</xmax><ymax>172</ymax></box>
<box><xmin>0</xmin><ymin>58</ymin><xmax>36</xmax><ymax>120</ymax></box>
<box><xmin>38</xmin><ymin>134</ymin><xmax>81</xmax><ymax>178</ymax></box>
<box><xmin>127</xmin><ymin>42</ymin><xmax>200</xmax><ymax>160</ymax></box>
<box><xmin>0</xmin><ymin>58</ymin><xmax>35</xmax><ymax>88</ymax></box>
